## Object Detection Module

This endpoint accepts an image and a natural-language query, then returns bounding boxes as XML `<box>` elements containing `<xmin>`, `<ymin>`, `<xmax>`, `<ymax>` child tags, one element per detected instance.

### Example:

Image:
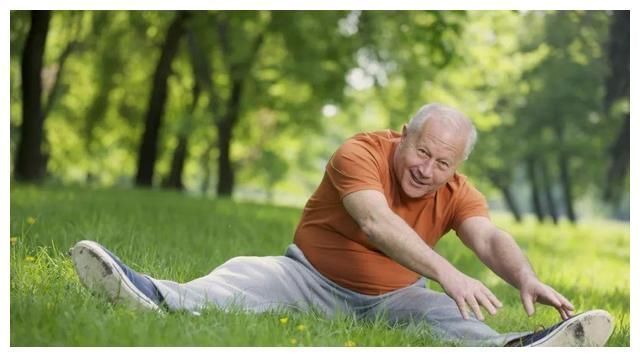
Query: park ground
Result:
<box><xmin>9</xmin><ymin>185</ymin><xmax>630</xmax><ymax>346</ymax></box>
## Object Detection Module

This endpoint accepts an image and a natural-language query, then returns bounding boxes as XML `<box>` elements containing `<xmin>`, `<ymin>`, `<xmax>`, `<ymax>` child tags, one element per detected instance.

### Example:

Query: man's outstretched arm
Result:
<box><xmin>342</xmin><ymin>189</ymin><xmax>502</xmax><ymax>321</ymax></box>
<box><xmin>456</xmin><ymin>216</ymin><xmax>575</xmax><ymax>320</ymax></box>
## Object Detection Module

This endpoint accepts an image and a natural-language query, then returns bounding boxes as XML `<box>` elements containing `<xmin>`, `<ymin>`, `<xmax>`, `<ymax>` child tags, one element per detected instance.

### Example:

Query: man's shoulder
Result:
<box><xmin>328</xmin><ymin>130</ymin><xmax>399</xmax><ymax>180</ymax></box>
<box><xmin>342</xmin><ymin>130</ymin><xmax>400</xmax><ymax>153</ymax></box>
<box><xmin>444</xmin><ymin>173</ymin><xmax>475</xmax><ymax>193</ymax></box>
<box><xmin>443</xmin><ymin>173</ymin><xmax>486</xmax><ymax>202</ymax></box>
<box><xmin>349</xmin><ymin>130</ymin><xmax>401</xmax><ymax>144</ymax></box>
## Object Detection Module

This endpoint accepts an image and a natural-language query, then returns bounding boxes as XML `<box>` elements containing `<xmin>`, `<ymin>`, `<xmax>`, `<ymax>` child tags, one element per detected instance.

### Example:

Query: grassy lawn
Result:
<box><xmin>9</xmin><ymin>185</ymin><xmax>630</xmax><ymax>346</ymax></box>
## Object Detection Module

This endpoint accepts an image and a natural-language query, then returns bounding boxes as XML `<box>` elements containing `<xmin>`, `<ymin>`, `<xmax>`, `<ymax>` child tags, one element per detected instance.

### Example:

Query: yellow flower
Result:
<box><xmin>290</xmin><ymin>338</ymin><xmax>297</xmax><ymax>345</ymax></box>
<box><xmin>26</xmin><ymin>217</ymin><xmax>36</xmax><ymax>225</ymax></box>
<box><xmin>344</xmin><ymin>340</ymin><xmax>357</xmax><ymax>347</ymax></box>
<box><xmin>279</xmin><ymin>317</ymin><xmax>289</xmax><ymax>324</ymax></box>
<box><xmin>25</xmin><ymin>256</ymin><xmax>35</xmax><ymax>262</ymax></box>
<box><xmin>296</xmin><ymin>324</ymin><xmax>306</xmax><ymax>332</ymax></box>
<box><xmin>10</xmin><ymin>237</ymin><xmax>17</xmax><ymax>246</ymax></box>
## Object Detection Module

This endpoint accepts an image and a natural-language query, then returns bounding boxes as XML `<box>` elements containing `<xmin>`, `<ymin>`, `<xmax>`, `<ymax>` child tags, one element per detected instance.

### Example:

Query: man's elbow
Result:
<box><xmin>360</xmin><ymin>215</ymin><xmax>393</xmax><ymax>248</ymax></box>
<box><xmin>360</xmin><ymin>218</ymin><xmax>380</xmax><ymax>243</ymax></box>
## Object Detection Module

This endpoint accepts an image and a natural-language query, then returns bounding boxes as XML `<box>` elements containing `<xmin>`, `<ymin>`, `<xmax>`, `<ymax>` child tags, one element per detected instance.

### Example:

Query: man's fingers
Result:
<box><xmin>455</xmin><ymin>298</ymin><xmax>470</xmax><ymax>320</ymax></box>
<box><xmin>556</xmin><ymin>292</ymin><xmax>575</xmax><ymax>312</ymax></box>
<box><xmin>476</xmin><ymin>293</ymin><xmax>497</xmax><ymax>316</ymax></box>
<box><xmin>487</xmin><ymin>291</ymin><xmax>503</xmax><ymax>309</ymax></box>
<box><xmin>564</xmin><ymin>306</ymin><xmax>575</xmax><ymax>317</ymax></box>
<box><xmin>467</xmin><ymin>296</ymin><xmax>485</xmax><ymax>321</ymax></box>
<box><xmin>482</xmin><ymin>287</ymin><xmax>503</xmax><ymax>310</ymax></box>
<box><xmin>559</xmin><ymin>304</ymin><xmax>574</xmax><ymax>319</ymax></box>
<box><xmin>519</xmin><ymin>282</ymin><xmax>575</xmax><ymax>319</ymax></box>
<box><xmin>557</xmin><ymin>306</ymin><xmax>569</xmax><ymax>320</ymax></box>
<box><xmin>549</xmin><ymin>287</ymin><xmax>575</xmax><ymax>311</ymax></box>
<box><xmin>546</xmin><ymin>293</ymin><xmax>565</xmax><ymax>311</ymax></box>
<box><xmin>548</xmin><ymin>289</ymin><xmax>575</xmax><ymax>319</ymax></box>
<box><xmin>546</xmin><ymin>294</ymin><xmax>569</xmax><ymax>320</ymax></box>
<box><xmin>521</xmin><ymin>293</ymin><xmax>535</xmax><ymax>316</ymax></box>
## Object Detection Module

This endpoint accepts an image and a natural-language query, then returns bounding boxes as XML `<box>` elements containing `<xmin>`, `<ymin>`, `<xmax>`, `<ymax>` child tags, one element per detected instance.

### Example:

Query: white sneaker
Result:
<box><xmin>70</xmin><ymin>240</ymin><xmax>164</xmax><ymax>312</ymax></box>
<box><xmin>505</xmin><ymin>310</ymin><xmax>614</xmax><ymax>347</ymax></box>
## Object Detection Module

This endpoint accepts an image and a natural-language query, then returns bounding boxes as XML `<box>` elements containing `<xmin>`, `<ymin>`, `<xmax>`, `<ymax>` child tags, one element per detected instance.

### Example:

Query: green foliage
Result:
<box><xmin>9</xmin><ymin>10</ymin><xmax>628</xmax><ymax>216</ymax></box>
<box><xmin>10</xmin><ymin>185</ymin><xmax>629</xmax><ymax>346</ymax></box>
<box><xmin>514</xmin><ymin>11</ymin><xmax>611</xmax><ymax>197</ymax></box>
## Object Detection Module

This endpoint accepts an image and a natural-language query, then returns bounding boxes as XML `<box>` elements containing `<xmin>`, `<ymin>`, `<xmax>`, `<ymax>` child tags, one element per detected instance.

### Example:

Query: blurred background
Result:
<box><xmin>9</xmin><ymin>10</ymin><xmax>630</xmax><ymax>222</ymax></box>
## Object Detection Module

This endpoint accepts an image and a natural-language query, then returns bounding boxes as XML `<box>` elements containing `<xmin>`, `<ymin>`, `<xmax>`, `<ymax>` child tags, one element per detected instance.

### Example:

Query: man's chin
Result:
<box><xmin>402</xmin><ymin>183</ymin><xmax>432</xmax><ymax>198</ymax></box>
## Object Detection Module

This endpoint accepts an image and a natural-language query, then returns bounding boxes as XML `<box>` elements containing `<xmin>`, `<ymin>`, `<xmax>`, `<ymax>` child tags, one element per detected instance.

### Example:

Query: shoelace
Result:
<box><xmin>505</xmin><ymin>322</ymin><xmax>563</xmax><ymax>346</ymax></box>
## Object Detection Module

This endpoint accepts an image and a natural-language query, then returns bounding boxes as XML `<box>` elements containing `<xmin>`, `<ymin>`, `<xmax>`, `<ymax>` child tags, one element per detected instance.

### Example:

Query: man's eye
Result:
<box><xmin>438</xmin><ymin>161</ymin><xmax>449</xmax><ymax>168</ymax></box>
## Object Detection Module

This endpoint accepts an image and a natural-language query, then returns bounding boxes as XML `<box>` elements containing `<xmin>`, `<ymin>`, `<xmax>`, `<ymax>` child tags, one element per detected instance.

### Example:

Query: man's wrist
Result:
<box><xmin>430</xmin><ymin>254</ymin><xmax>458</xmax><ymax>283</ymax></box>
<box><xmin>514</xmin><ymin>270</ymin><xmax>538</xmax><ymax>289</ymax></box>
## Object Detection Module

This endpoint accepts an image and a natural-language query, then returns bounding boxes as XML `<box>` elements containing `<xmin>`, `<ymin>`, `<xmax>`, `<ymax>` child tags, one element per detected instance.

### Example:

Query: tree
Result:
<box><xmin>162</xmin><ymin>53</ymin><xmax>201</xmax><ymax>190</ymax></box>
<box><xmin>603</xmin><ymin>10</ymin><xmax>629</xmax><ymax>203</ymax></box>
<box><xmin>214</xmin><ymin>12</ymin><xmax>268</xmax><ymax>196</ymax></box>
<box><xmin>510</xmin><ymin>11</ymin><xmax>610</xmax><ymax>223</ymax></box>
<box><xmin>15</xmin><ymin>10</ymin><xmax>51</xmax><ymax>182</ymax></box>
<box><xmin>135</xmin><ymin>11</ymin><xmax>191</xmax><ymax>187</ymax></box>
<box><xmin>190</xmin><ymin>11</ymin><xmax>359</xmax><ymax>197</ymax></box>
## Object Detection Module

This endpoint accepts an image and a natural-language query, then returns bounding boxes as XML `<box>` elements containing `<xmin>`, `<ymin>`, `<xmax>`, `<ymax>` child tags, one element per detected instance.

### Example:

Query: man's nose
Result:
<box><xmin>418</xmin><ymin>159</ymin><xmax>434</xmax><ymax>178</ymax></box>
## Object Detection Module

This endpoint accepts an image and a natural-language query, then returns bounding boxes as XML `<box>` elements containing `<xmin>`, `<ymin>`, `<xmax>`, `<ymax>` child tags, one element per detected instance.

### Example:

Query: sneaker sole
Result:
<box><xmin>71</xmin><ymin>240</ymin><xmax>161</xmax><ymax>312</ymax></box>
<box><xmin>530</xmin><ymin>310</ymin><xmax>614</xmax><ymax>347</ymax></box>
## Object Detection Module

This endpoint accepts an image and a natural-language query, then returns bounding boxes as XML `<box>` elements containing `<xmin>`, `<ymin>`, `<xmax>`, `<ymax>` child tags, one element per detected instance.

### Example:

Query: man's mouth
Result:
<box><xmin>410</xmin><ymin>170</ymin><xmax>428</xmax><ymax>186</ymax></box>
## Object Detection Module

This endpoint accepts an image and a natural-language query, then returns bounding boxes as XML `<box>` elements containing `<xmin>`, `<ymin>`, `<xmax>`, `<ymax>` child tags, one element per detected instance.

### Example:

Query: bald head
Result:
<box><xmin>406</xmin><ymin>103</ymin><xmax>477</xmax><ymax>161</ymax></box>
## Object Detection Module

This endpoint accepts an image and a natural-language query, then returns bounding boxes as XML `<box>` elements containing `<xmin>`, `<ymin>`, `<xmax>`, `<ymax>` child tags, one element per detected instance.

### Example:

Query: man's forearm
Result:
<box><xmin>364</xmin><ymin>211</ymin><xmax>458</xmax><ymax>283</ymax></box>
<box><xmin>480</xmin><ymin>229</ymin><xmax>538</xmax><ymax>289</ymax></box>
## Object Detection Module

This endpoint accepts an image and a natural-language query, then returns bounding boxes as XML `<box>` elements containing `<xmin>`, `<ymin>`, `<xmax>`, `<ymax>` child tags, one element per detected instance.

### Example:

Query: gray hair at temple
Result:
<box><xmin>406</xmin><ymin>103</ymin><xmax>478</xmax><ymax>161</ymax></box>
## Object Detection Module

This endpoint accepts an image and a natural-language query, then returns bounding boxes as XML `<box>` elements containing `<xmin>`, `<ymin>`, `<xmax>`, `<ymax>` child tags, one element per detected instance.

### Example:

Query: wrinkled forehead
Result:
<box><xmin>412</xmin><ymin>118</ymin><xmax>468</xmax><ymax>158</ymax></box>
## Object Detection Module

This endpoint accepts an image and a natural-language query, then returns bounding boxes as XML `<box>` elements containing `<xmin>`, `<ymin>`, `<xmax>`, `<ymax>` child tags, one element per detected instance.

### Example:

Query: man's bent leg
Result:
<box><xmin>366</xmin><ymin>279</ymin><xmax>528</xmax><ymax>346</ymax></box>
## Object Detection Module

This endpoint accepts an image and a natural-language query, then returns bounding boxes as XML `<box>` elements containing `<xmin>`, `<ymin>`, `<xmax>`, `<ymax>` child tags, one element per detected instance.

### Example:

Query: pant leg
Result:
<box><xmin>148</xmin><ymin>248</ymin><xmax>349</xmax><ymax>316</ymax></box>
<box><xmin>365</xmin><ymin>279</ymin><xmax>528</xmax><ymax>346</ymax></box>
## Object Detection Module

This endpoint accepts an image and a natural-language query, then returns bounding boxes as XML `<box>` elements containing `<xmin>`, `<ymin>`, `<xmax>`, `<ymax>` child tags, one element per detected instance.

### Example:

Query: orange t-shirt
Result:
<box><xmin>293</xmin><ymin>130</ymin><xmax>490</xmax><ymax>295</ymax></box>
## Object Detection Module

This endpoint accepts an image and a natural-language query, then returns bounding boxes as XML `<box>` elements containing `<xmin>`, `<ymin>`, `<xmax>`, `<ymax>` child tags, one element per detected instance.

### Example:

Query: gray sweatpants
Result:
<box><xmin>149</xmin><ymin>244</ymin><xmax>527</xmax><ymax>346</ymax></box>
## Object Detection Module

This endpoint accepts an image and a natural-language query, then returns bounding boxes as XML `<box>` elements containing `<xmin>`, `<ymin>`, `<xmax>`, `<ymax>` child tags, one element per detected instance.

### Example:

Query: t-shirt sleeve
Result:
<box><xmin>326</xmin><ymin>138</ymin><xmax>385</xmax><ymax>200</ymax></box>
<box><xmin>450</xmin><ymin>181</ymin><xmax>490</xmax><ymax>232</ymax></box>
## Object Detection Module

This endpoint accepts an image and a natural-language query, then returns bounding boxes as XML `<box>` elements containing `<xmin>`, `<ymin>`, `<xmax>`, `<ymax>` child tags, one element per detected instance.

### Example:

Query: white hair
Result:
<box><xmin>407</xmin><ymin>103</ymin><xmax>477</xmax><ymax>161</ymax></box>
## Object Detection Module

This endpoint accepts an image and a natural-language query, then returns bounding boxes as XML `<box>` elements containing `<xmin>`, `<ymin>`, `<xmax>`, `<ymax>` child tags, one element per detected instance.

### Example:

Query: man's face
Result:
<box><xmin>393</xmin><ymin>119</ymin><xmax>466</xmax><ymax>198</ymax></box>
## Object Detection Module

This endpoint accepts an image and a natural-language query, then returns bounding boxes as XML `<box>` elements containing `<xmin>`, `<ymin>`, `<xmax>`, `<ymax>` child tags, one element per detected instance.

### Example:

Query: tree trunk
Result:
<box><xmin>42</xmin><ymin>40</ymin><xmax>77</xmax><ymax>119</ymax></box>
<box><xmin>488</xmin><ymin>172</ymin><xmax>522</xmax><ymax>223</ymax></box>
<box><xmin>215</xmin><ymin>18</ymin><xmax>266</xmax><ymax>197</ymax></box>
<box><xmin>15</xmin><ymin>10</ymin><xmax>51</xmax><ymax>182</ymax></box>
<box><xmin>162</xmin><ymin>135</ymin><xmax>189</xmax><ymax>190</ymax></box>
<box><xmin>604</xmin><ymin>11</ymin><xmax>629</xmax><ymax>111</ymax></box>
<box><xmin>604</xmin><ymin>114</ymin><xmax>629</xmax><ymax>201</ymax></box>
<box><xmin>558</xmin><ymin>154</ymin><xmax>576</xmax><ymax>223</ymax></box>
<box><xmin>184</xmin><ymin>27</ymin><xmax>221</xmax><ymax>195</ymax></box>
<box><xmin>216</xmin><ymin>117</ymin><xmax>235</xmax><ymax>196</ymax></box>
<box><xmin>526</xmin><ymin>158</ymin><xmax>545</xmax><ymax>222</ymax></box>
<box><xmin>499</xmin><ymin>185</ymin><xmax>522</xmax><ymax>223</ymax></box>
<box><xmin>200</xmin><ymin>141</ymin><xmax>215</xmax><ymax>195</ymax></box>
<box><xmin>539</xmin><ymin>161</ymin><xmax>559</xmax><ymax>224</ymax></box>
<box><xmin>603</xmin><ymin>11</ymin><xmax>630</xmax><ymax>203</ymax></box>
<box><xmin>135</xmin><ymin>11</ymin><xmax>190</xmax><ymax>187</ymax></box>
<box><xmin>162</xmin><ymin>76</ymin><xmax>200</xmax><ymax>190</ymax></box>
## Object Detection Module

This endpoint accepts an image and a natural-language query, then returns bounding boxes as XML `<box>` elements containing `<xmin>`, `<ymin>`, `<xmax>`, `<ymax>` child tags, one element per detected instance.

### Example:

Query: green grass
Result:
<box><xmin>9</xmin><ymin>185</ymin><xmax>630</xmax><ymax>346</ymax></box>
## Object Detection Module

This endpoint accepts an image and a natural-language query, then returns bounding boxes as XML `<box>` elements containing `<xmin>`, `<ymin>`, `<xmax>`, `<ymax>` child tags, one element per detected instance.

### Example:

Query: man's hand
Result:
<box><xmin>519</xmin><ymin>277</ymin><xmax>575</xmax><ymax>320</ymax></box>
<box><xmin>438</xmin><ymin>268</ymin><xmax>503</xmax><ymax>321</ymax></box>
<box><xmin>343</xmin><ymin>191</ymin><xmax>502</xmax><ymax>322</ymax></box>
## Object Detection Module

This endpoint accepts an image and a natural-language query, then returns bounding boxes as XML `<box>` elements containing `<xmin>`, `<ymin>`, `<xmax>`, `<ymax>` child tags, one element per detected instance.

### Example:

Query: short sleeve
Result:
<box><xmin>450</xmin><ymin>181</ymin><xmax>490</xmax><ymax>232</ymax></box>
<box><xmin>326</xmin><ymin>138</ymin><xmax>385</xmax><ymax>200</ymax></box>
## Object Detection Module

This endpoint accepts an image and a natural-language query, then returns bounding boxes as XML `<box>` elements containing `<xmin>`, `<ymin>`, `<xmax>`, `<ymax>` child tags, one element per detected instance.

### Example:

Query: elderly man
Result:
<box><xmin>71</xmin><ymin>103</ymin><xmax>614</xmax><ymax>346</ymax></box>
